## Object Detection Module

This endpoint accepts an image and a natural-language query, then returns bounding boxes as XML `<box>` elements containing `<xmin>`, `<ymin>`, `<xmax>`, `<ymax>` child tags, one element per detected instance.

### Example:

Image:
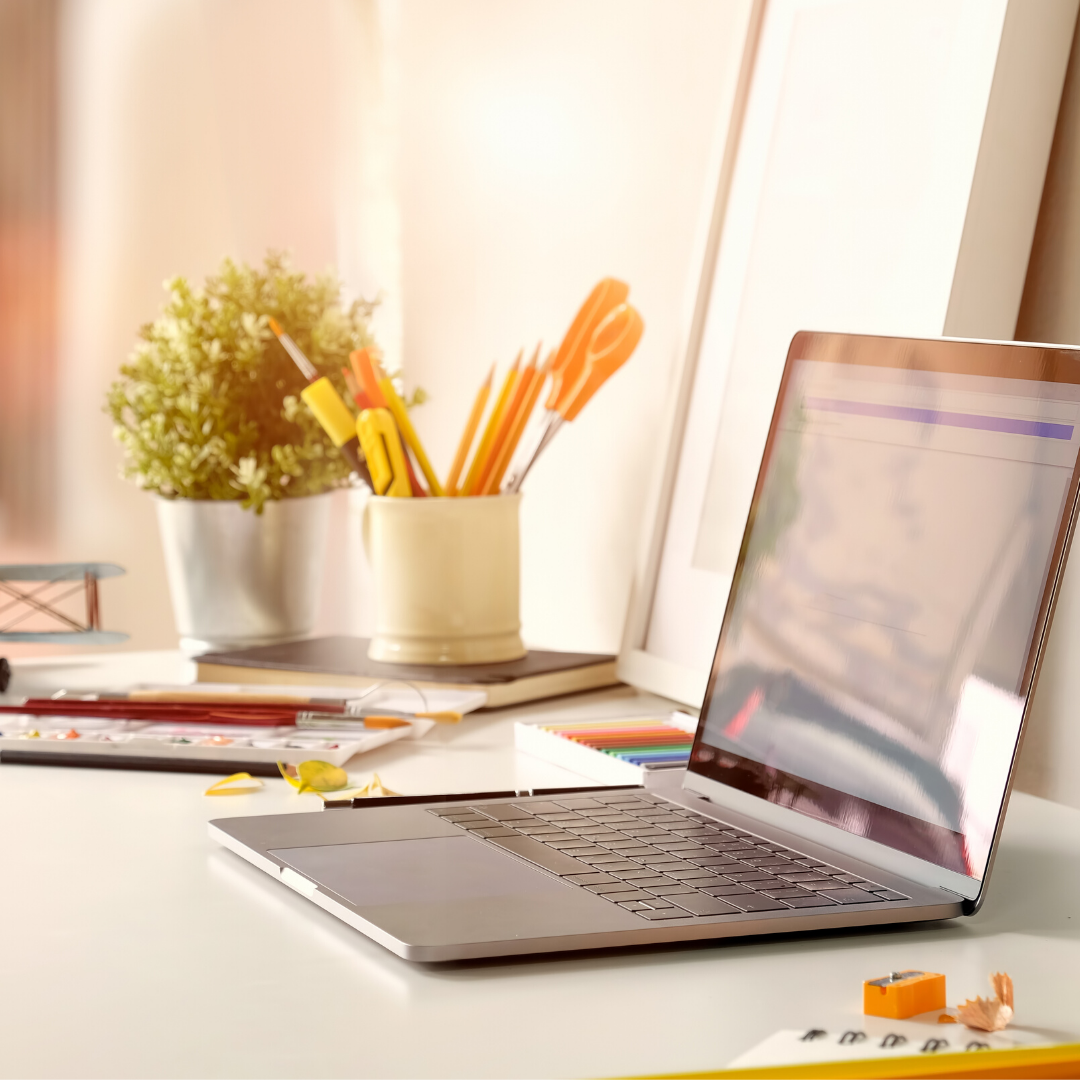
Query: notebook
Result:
<box><xmin>196</xmin><ymin>636</ymin><xmax>619</xmax><ymax>708</ymax></box>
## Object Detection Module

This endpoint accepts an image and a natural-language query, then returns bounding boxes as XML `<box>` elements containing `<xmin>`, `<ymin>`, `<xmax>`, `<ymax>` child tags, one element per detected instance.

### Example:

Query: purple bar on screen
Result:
<box><xmin>805</xmin><ymin>397</ymin><xmax>1074</xmax><ymax>441</ymax></box>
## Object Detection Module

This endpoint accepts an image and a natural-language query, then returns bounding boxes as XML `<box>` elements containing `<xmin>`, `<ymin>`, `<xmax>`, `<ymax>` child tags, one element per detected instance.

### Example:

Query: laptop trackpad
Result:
<box><xmin>270</xmin><ymin>835</ymin><xmax>571</xmax><ymax>906</ymax></box>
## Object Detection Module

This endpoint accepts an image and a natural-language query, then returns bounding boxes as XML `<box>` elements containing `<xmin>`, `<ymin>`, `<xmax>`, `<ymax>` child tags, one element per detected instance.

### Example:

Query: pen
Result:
<box><xmin>268</xmin><ymin>318</ymin><xmax>372</xmax><ymax>487</ymax></box>
<box><xmin>322</xmin><ymin>782</ymin><xmax>642</xmax><ymax>809</ymax></box>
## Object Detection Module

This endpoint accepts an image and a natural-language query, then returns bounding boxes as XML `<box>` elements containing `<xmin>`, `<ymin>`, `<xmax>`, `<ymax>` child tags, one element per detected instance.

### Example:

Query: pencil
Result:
<box><xmin>461</xmin><ymin>352</ymin><xmax>521</xmax><ymax>496</ymax></box>
<box><xmin>481</xmin><ymin>349</ymin><xmax>554</xmax><ymax>495</ymax></box>
<box><xmin>475</xmin><ymin>345</ymin><xmax>536</xmax><ymax>495</ymax></box>
<box><xmin>475</xmin><ymin>345</ymin><xmax>540</xmax><ymax>496</ymax></box>
<box><xmin>373</xmin><ymin>360</ymin><xmax>445</xmax><ymax>496</ymax></box>
<box><xmin>446</xmin><ymin>364</ymin><xmax>494</xmax><ymax>496</ymax></box>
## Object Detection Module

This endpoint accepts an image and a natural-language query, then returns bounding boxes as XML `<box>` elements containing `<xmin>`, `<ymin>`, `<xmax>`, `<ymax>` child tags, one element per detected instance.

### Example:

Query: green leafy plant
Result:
<box><xmin>106</xmin><ymin>252</ymin><xmax>380</xmax><ymax>512</ymax></box>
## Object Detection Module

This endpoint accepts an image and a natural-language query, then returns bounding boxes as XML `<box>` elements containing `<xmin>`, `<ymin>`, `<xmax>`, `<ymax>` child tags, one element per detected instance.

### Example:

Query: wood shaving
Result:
<box><xmin>958</xmin><ymin>972</ymin><xmax>1014</xmax><ymax>1032</ymax></box>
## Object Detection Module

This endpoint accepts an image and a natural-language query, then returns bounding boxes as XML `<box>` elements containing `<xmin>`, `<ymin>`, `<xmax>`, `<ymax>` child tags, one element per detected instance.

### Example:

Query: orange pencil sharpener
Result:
<box><xmin>863</xmin><ymin>970</ymin><xmax>946</xmax><ymax>1019</ymax></box>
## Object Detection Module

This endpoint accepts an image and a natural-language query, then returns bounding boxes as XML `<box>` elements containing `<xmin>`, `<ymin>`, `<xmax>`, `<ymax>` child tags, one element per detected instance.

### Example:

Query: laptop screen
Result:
<box><xmin>690</xmin><ymin>334</ymin><xmax>1080</xmax><ymax>881</ymax></box>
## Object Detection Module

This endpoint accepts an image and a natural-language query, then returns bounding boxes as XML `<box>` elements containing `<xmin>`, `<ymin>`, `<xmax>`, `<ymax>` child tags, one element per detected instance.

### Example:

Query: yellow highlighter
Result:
<box><xmin>357</xmin><ymin>408</ymin><xmax>412</xmax><ymax>497</ymax></box>
<box><xmin>373</xmin><ymin>364</ymin><xmax>445</xmax><ymax>497</ymax></box>
<box><xmin>268</xmin><ymin>318</ymin><xmax>370</xmax><ymax>485</ymax></box>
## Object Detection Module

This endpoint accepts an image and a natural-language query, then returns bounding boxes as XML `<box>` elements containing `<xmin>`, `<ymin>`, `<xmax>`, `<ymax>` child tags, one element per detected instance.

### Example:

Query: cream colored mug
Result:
<box><xmin>362</xmin><ymin>493</ymin><xmax>526</xmax><ymax>664</ymax></box>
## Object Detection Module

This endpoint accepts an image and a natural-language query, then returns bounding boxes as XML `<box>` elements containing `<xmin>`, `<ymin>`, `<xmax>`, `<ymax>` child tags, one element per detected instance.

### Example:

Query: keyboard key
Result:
<box><xmin>870</xmin><ymin>889</ymin><xmax>911</xmax><ymax>901</ymax></box>
<box><xmin>648</xmin><ymin>862</ymin><xmax>694</xmax><ymax>873</ymax></box>
<box><xmin>797</xmin><ymin>879</ymin><xmax>850</xmax><ymax>891</ymax></box>
<box><xmin>554</xmin><ymin>798</ymin><xmax>605</xmax><ymax>810</ymax></box>
<box><xmin>599</xmin><ymin>889</ymin><xmax>654</xmax><ymax>902</ymax></box>
<box><xmin>565</xmin><ymin>872</ymin><xmax>618</xmax><ymax>885</ymax></box>
<box><xmin>467</xmin><ymin>827</ymin><xmax>518</xmax><ymax>838</ymax></box>
<box><xmin>603</xmin><ymin>844</ymin><xmax>658</xmax><ymax>856</ymax></box>
<box><xmin>636</xmin><ymin>907</ymin><xmax>693</xmax><ymax>920</ymax></box>
<box><xmin>666</xmin><ymin>845</ymin><xmax>716</xmax><ymax>858</ymax></box>
<box><xmin>780</xmin><ymin>895</ymin><xmax>837</xmax><ymax>908</ymax></box>
<box><xmin>614</xmin><ymin>872</ymin><xmax>674</xmax><ymax>885</ymax></box>
<box><xmin>699</xmin><ymin>884</ymin><xmax>755</xmax><ymax>897</ymax></box>
<box><xmin>670</xmin><ymin>894</ymin><xmax>741</xmax><ymax>917</ymax></box>
<box><xmin>587</xmin><ymin>860</ymin><xmax>639</xmax><ymax>871</ymax></box>
<box><xmin>644</xmin><ymin>884</ymin><xmax>696</xmax><ymax>895</ymax></box>
<box><xmin>664</xmin><ymin>868</ymin><xmax>718</xmax><ymax>880</ymax></box>
<box><xmin>618</xmin><ymin>901</ymin><xmax>652</xmax><ymax>911</ymax></box>
<box><xmin>531</xmin><ymin>832</ymin><xmax>578</xmax><ymax>842</ymax></box>
<box><xmin>690</xmin><ymin>856</ymin><xmax>737</xmax><ymax>868</ymax></box>
<box><xmin>760</xmin><ymin>887</ymin><xmax>813</xmax><ymax>899</ymax></box>
<box><xmin>472</xmin><ymin>804</ymin><xmax>535</xmax><ymax>821</ymax></box>
<box><xmin>613</xmin><ymin>868</ymin><xmax>664</xmax><ymax>879</ymax></box>
<box><xmin>513</xmin><ymin>801</ymin><xmax>567</xmax><ymax>814</ymax></box>
<box><xmin>488</xmin><ymin>835</ymin><xmax>592</xmax><ymax>875</ymax></box>
<box><xmin>722</xmin><ymin>895</ymin><xmax>790</xmax><ymax>912</ymax></box>
<box><xmin>585</xmin><ymin>882</ymin><xmax>640</xmax><ymax>894</ymax></box>
<box><xmin>816</xmin><ymin>888</ymin><xmax>880</xmax><ymax>904</ymax></box>
<box><xmin>846</xmin><ymin>880</ymin><xmax>880</xmax><ymax>890</ymax></box>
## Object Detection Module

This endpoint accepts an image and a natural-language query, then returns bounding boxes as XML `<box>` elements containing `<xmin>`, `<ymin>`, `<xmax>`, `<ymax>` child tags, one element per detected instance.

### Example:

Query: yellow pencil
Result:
<box><xmin>446</xmin><ymin>364</ymin><xmax>493</xmax><ymax>496</ymax></box>
<box><xmin>461</xmin><ymin>352</ymin><xmax>521</xmax><ymax>496</ymax></box>
<box><xmin>373</xmin><ymin>361</ymin><xmax>445</xmax><ymax>497</ymax></box>
<box><xmin>476</xmin><ymin>344</ymin><xmax>541</xmax><ymax>496</ymax></box>
<box><xmin>481</xmin><ymin>350</ymin><xmax>553</xmax><ymax>495</ymax></box>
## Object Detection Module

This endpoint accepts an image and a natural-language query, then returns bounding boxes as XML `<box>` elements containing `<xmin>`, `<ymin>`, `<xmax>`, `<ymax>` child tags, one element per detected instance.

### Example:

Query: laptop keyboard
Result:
<box><xmin>429</xmin><ymin>791</ymin><xmax>910</xmax><ymax>920</ymax></box>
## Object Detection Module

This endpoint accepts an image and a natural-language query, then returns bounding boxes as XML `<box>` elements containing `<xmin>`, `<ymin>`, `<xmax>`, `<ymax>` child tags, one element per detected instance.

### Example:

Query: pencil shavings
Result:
<box><xmin>204</xmin><ymin>772</ymin><xmax>264</xmax><ymax>796</ymax></box>
<box><xmin>278</xmin><ymin>759</ymin><xmax>349</xmax><ymax>794</ymax></box>
<box><xmin>350</xmin><ymin>772</ymin><xmax>399</xmax><ymax>798</ymax></box>
<box><xmin>958</xmin><ymin>972</ymin><xmax>1014</xmax><ymax>1032</ymax></box>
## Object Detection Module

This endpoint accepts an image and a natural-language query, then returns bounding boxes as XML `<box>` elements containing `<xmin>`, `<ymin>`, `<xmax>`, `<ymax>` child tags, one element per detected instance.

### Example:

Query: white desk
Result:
<box><xmin>2</xmin><ymin>651</ymin><xmax>1079</xmax><ymax>1078</ymax></box>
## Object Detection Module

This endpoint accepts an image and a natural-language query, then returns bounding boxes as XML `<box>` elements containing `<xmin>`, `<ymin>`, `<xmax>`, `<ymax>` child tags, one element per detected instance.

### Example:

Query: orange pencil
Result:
<box><xmin>461</xmin><ymin>352</ymin><xmax>521</xmax><ymax>496</ymax></box>
<box><xmin>481</xmin><ymin>350</ymin><xmax>554</xmax><ymax>495</ymax></box>
<box><xmin>474</xmin><ymin>344</ymin><xmax>540</xmax><ymax>495</ymax></box>
<box><xmin>446</xmin><ymin>364</ymin><xmax>494</xmax><ymax>496</ymax></box>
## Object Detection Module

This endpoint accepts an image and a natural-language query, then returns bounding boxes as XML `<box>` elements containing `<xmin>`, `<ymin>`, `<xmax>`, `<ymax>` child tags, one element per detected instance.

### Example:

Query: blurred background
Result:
<box><xmin>0</xmin><ymin>0</ymin><xmax>744</xmax><ymax>657</ymax></box>
<box><xmin>3</xmin><ymin>0</ymin><xmax>1080</xmax><ymax>805</ymax></box>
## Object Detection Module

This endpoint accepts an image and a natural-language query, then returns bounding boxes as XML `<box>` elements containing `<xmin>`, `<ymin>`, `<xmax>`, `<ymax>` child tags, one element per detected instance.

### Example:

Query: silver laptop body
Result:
<box><xmin>211</xmin><ymin>332</ymin><xmax>1080</xmax><ymax>961</ymax></box>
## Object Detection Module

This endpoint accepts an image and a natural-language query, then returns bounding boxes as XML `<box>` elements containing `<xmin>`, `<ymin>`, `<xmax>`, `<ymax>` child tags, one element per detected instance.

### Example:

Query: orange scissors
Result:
<box><xmin>504</xmin><ymin>300</ymin><xmax>643</xmax><ymax>492</ymax></box>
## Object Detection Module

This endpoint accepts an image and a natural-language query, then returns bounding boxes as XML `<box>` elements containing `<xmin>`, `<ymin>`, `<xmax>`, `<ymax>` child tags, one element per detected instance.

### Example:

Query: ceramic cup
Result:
<box><xmin>363</xmin><ymin>493</ymin><xmax>526</xmax><ymax>665</ymax></box>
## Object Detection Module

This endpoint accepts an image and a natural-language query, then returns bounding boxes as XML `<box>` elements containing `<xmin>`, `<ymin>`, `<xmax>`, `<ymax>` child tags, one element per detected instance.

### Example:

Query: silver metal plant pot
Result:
<box><xmin>154</xmin><ymin>494</ymin><xmax>332</xmax><ymax>655</ymax></box>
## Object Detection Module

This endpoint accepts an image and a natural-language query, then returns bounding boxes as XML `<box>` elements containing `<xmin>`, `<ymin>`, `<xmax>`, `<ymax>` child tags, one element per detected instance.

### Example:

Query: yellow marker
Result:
<box><xmin>300</xmin><ymin>377</ymin><xmax>357</xmax><ymax>447</ymax></box>
<box><xmin>357</xmin><ymin>408</ymin><xmax>412</xmax><ymax>497</ymax></box>
<box><xmin>461</xmin><ymin>353</ymin><xmax>520</xmax><ymax>496</ymax></box>
<box><xmin>373</xmin><ymin>368</ymin><xmax>445</xmax><ymax>496</ymax></box>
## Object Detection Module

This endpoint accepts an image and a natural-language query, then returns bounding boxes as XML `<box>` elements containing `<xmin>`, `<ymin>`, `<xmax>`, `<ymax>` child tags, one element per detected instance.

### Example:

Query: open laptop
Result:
<box><xmin>211</xmin><ymin>331</ymin><xmax>1080</xmax><ymax>961</ymax></box>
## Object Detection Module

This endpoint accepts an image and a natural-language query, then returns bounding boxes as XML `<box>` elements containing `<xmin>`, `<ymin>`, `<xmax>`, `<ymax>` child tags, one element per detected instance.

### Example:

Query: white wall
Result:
<box><xmin>55</xmin><ymin>0</ymin><xmax>394</xmax><ymax>651</ymax></box>
<box><xmin>394</xmin><ymin>0</ymin><xmax>745</xmax><ymax>652</ymax></box>
<box><xmin>50</xmin><ymin>0</ymin><xmax>746</xmax><ymax>657</ymax></box>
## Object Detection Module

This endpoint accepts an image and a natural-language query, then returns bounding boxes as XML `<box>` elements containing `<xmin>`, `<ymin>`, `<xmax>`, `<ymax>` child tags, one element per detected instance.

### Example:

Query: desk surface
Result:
<box><xmin>2</xmin><ymin>651</ymin><xmax>1079</xmax><ymax>1078</ymax></box>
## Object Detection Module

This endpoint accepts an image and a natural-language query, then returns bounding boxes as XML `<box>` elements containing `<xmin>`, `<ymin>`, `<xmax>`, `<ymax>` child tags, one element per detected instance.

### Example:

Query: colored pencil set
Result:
<box><xmin>272</xmin><ymin>278</ymin><xmax>644</xmax><ymax>498</ymax></box>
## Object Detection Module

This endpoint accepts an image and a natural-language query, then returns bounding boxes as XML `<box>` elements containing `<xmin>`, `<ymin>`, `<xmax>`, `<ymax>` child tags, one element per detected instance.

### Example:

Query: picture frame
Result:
<box><xmin>618</xmin><ymin>0</ymin><xmax>1078</xmax><ymax>707</ymax></box>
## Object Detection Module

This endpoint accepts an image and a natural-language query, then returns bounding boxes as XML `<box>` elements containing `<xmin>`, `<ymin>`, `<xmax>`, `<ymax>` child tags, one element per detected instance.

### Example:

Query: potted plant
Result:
<box><xmin>106</xmin><ymin>252</ymin><xmax>375</xmax><ymax>654</ymax></box>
